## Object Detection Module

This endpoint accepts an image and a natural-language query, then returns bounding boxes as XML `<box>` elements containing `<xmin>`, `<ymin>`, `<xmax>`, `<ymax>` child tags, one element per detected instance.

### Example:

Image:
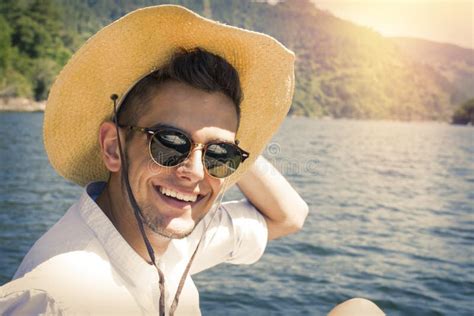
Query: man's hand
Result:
<box><xmin>236</xmin><ymin>155</ymin><xmax>308</xmax><ymax>240</ymax></box>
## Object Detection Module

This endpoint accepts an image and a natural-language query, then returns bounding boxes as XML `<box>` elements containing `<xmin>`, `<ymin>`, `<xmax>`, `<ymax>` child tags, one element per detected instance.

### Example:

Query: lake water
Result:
<box><xmin>0</xmin><ymin>112</ymin><xmax>473</xmax><ymax>315</ymax></box>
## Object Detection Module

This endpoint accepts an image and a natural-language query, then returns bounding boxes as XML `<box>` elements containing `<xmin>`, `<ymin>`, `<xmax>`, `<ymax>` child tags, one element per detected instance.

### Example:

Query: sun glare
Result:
<box><xmin>314</xmin><ymin>0</ymin><xmax>473</xmax><ymax>49</ymax></box>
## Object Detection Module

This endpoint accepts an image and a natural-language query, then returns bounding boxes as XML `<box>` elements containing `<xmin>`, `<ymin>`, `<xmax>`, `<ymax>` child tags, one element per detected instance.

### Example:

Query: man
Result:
<box><xmin>0</xmin><ymin>5</ymin><xmax>308</xmax><ymax>315</ymax></box>
<box><xmin>1</xmin><ymin>5</ymin><xmax>385</xmax><ymax>316</ymax></box>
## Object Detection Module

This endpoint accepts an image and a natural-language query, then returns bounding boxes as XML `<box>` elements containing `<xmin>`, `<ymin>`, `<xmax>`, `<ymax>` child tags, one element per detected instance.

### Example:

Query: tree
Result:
<box><xmin>0</xmin><ymin>14</ymin><xmax>12</xmax><ymax>71</ymax></box>
<box><xmin>452</xmin><ymin>99</ymin><xmax>474</xmax><ymax>125</ymax></box>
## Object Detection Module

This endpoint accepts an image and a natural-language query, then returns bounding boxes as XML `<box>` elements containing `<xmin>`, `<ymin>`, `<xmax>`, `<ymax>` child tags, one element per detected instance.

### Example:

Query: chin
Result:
<box><xmin>143</xmin><ymin>215</ymin><xmax>197</xmax><ymax>239</ymax></box>
<box><xmin>158</xmin><ymin>229</ymin><xmax>193</xmax><ymax>239</ymax></box>
<box><xmin>140</xmin><ymin>191</ymin><xmax>217</xmax><ymax>239</ymax></box>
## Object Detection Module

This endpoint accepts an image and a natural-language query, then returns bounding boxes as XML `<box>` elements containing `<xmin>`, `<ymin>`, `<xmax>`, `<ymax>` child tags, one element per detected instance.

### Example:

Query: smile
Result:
<box><xmin>160</xmin><ymin>186</ymin><xmax>198</xmax><ymax>202</ymax></box>
<box><xmin>152</xmin><ymin>184</ymin><xmax>206</xmax><ymax>209</ymax></box>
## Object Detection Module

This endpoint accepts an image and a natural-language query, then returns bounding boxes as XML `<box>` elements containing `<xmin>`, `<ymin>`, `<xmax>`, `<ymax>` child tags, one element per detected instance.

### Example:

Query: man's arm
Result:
<box><xmin>236</xmin><ymin>155</ymin><xmax>309</xmax><ymax>240</ymax></box>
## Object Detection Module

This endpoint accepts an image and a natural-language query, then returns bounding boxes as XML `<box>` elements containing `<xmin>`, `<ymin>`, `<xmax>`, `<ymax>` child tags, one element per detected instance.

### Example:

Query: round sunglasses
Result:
<box><xmin>119</xmin><ymin>124</ymin><xmax>249</xmax><ymax>178</ymax></box>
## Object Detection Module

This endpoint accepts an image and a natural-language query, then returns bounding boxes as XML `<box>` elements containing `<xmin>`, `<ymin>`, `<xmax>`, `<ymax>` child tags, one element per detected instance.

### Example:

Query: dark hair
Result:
<box><xmin>116</xmin><ymin>47</ymin><xmax>242</xmax><ymax>130</ymax></box>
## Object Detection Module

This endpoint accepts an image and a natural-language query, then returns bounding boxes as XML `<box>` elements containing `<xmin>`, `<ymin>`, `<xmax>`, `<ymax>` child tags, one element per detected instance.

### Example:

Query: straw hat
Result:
<box><xmin>43</xmin><ymin>5</ymin><xmax>295</xmax><ymax>187</ymax></box>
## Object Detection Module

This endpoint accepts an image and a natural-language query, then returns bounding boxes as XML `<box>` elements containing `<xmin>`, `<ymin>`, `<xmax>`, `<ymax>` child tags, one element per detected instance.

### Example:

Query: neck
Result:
<box><xmin>96</xmin><ymin>177</ymin><xmax>171</xmax><ymax>263</ymax></box>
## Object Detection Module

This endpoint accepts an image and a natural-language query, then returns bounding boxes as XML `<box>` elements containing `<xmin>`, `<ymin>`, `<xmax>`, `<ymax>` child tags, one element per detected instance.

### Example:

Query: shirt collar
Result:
<box><xmin>78</xmin><ymin>181</ymin><xmax>157</xmax><ymax>286</ymax></box>
<box><xmin>77</xmin><ymin>181</ymin><xmax>197</xmax><ymax>312</ymax></box>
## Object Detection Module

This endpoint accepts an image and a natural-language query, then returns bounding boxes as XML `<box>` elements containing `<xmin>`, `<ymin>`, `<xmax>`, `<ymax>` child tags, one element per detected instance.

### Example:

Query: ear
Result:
<box><xmin>99</xmin><ymin>121</ymin><xmax>121</xmax><ymax>172</ymax></box>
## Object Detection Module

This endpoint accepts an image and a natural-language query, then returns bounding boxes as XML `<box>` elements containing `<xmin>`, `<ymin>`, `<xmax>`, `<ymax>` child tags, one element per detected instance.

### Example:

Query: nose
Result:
<box><xmin>176</xmin><ymin>145</ymin><xmax>205</xmax><ymax>182</ymax></box>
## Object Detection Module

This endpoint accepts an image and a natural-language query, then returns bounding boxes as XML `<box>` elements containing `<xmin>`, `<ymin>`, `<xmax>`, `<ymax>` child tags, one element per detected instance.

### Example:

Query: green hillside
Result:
<box><xmin>390</xmin><ymin>37</ymin><xmax>474</xmax><ymax>103</ymax></box>
<box><xmin>0</xmin><ymin>0</ymin><xmax>472</xmax><ymax>121</ymax></box>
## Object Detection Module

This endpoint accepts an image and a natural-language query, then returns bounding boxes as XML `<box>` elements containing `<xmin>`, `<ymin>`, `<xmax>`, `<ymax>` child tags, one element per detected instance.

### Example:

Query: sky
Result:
<box><xmin>312</xmin><ymin>0</ymin><xmax>474</xmax><ymax>49</ymax></box>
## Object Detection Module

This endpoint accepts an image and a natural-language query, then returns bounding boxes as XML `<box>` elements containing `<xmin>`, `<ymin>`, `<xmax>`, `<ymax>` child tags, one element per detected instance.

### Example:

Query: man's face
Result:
<box><xmin>123</xmin><ymin>80</ymin><xmax>238</xmax><ymax>239</ymax></box>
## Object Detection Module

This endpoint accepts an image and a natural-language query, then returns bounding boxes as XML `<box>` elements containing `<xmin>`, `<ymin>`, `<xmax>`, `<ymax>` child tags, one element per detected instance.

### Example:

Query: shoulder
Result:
<box><xmin>19</xmin><ymin>251</ymin><xmax>120</xmax><ymax>290</ymax></box>
<box><xmin>192</xmin><ymin>199</ymin><xmax>268</xmax><ymax>246</ymax></box>
<box><xmin>2</xmin><ymin>251</ymin><xmax>137</xmax><ymax>314</ymax></box>
<box><xmin>188</xmin><ymin>199</ymin><xmax>268</xmax><ymax>274</ymax></box>
<box><xmin>14</xmin><ymin>204</ymin><xmax>96</xmax><ymax>279</ymax></box>
<box><xmin>8</xmin><ymin>251</ymin><xmax>114</xmax><ymax>292</ymax></box>
<box><xmin>218</xmin><ymin>199</ymin><xmax>269</xmax><ymax>244</ymax></box>
<box><xmin>200</xmin><ymin>199</ymin><xmax>268</xmax><ymax>231</ymax></box>
<box><xmin>0</xmin><ymin>287</ymin><xmax>61</xmax><ymax>315</ymax></box>
<box><xmin>2</xmin><ymin>252</ymin><xmax>101</xmax><ymax>315</ymax></box>
<box><xmin>219</xmin><ymin>199</ymin><xmax>268</xmax><ymax>264</ymax></box>
<box><xmin>190</xmin><ymin>198</ymin><xmax>267</xmax><ymax>242</ymax></box>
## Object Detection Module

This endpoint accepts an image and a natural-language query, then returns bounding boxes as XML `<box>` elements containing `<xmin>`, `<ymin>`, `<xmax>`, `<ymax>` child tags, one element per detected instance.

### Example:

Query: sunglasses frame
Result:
<box><xmin>118</xmin><ymin>124</ymin><xmax>249</xmax><ymax>179</ymax></box>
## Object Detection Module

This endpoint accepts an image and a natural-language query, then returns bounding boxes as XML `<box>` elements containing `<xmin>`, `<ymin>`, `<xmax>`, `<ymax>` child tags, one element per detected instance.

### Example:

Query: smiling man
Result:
<box><xmin>0</xmin><ymin>5</ymin><xmax>308</xmax><ymax>315</ymax></box>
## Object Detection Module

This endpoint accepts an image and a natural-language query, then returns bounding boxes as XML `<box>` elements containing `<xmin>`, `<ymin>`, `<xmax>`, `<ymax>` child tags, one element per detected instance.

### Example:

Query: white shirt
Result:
<box><xmin>0</xmin><ymin>182</ymin><xmax>268</xmax><ymax>315</ymax></box>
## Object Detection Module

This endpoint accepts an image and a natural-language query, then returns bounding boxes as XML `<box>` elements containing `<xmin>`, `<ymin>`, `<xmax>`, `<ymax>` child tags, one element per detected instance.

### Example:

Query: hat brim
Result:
<box><xmin>44</xmin><ymin>5</ymin><xmax>295</xmax><ymax>187</ymax></box>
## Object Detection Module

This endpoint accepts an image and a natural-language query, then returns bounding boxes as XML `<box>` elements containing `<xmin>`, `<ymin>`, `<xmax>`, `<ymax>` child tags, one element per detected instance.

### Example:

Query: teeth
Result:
<box><xmin>159</xmin><ymin>186</ymin><xmax>197</xmax><ymax>202</ymax></box>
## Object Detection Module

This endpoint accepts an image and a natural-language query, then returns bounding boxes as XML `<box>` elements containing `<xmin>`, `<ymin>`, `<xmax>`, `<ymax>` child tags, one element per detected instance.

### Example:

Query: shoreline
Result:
<box><xmin>1</xmin><ymin>99</ymin><xmax>466</xmax><ymax>125</ymax></box>
<box><xmin>0</xmin><ymin>98</ymin><xmax>45</xmax><ymax>112</ymax></box>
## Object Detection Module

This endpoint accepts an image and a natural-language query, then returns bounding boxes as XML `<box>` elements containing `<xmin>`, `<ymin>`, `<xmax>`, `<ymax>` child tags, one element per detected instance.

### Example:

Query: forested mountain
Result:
<box><xmin>390</xmin><ymin>37</ymin><xmax>474</xmax><ymax>102</ymax></box>
<box><xmin>1</xmin><ymin>0</ymin><xmax>472</xmax><ymax>121</ymax></box>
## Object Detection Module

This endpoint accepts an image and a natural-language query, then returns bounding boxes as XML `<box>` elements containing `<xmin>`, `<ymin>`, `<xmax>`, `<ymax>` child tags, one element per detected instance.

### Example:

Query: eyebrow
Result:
<box><xmin>148</xmin><ymin>122</ymin><xmax>235</xmax><ymax>144</ymax></box>
<box><xmin>149</xmin><ymin>122</ymin><xmax>178</xmax><ymax>131</ymax></box>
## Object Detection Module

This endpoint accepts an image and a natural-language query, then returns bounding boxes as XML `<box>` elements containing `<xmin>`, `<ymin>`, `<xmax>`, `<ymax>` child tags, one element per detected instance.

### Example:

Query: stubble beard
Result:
<box><xmin>140</xmin><ymin>203</ymin><xmax>198</xmax><ymax>239</ymax></box>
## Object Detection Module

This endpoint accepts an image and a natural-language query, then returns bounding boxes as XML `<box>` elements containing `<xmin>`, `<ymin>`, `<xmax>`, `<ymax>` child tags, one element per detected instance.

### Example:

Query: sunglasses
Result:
<box><xmin>118</xmin><ymin>124</ymin><xmax>249</xmax><ymax>178</ymax></box>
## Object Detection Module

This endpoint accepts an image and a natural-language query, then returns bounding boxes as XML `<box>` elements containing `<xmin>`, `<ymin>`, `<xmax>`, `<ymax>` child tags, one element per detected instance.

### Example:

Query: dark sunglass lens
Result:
<box><xmin>150</xmin><ymin>130</ymin><xmax>191</xmax><ymax>166</ymax></box>
<box><xmin>205</xmin><ymin>143</ymin><xmax>242</xmax><ymax>178</ymax></box>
